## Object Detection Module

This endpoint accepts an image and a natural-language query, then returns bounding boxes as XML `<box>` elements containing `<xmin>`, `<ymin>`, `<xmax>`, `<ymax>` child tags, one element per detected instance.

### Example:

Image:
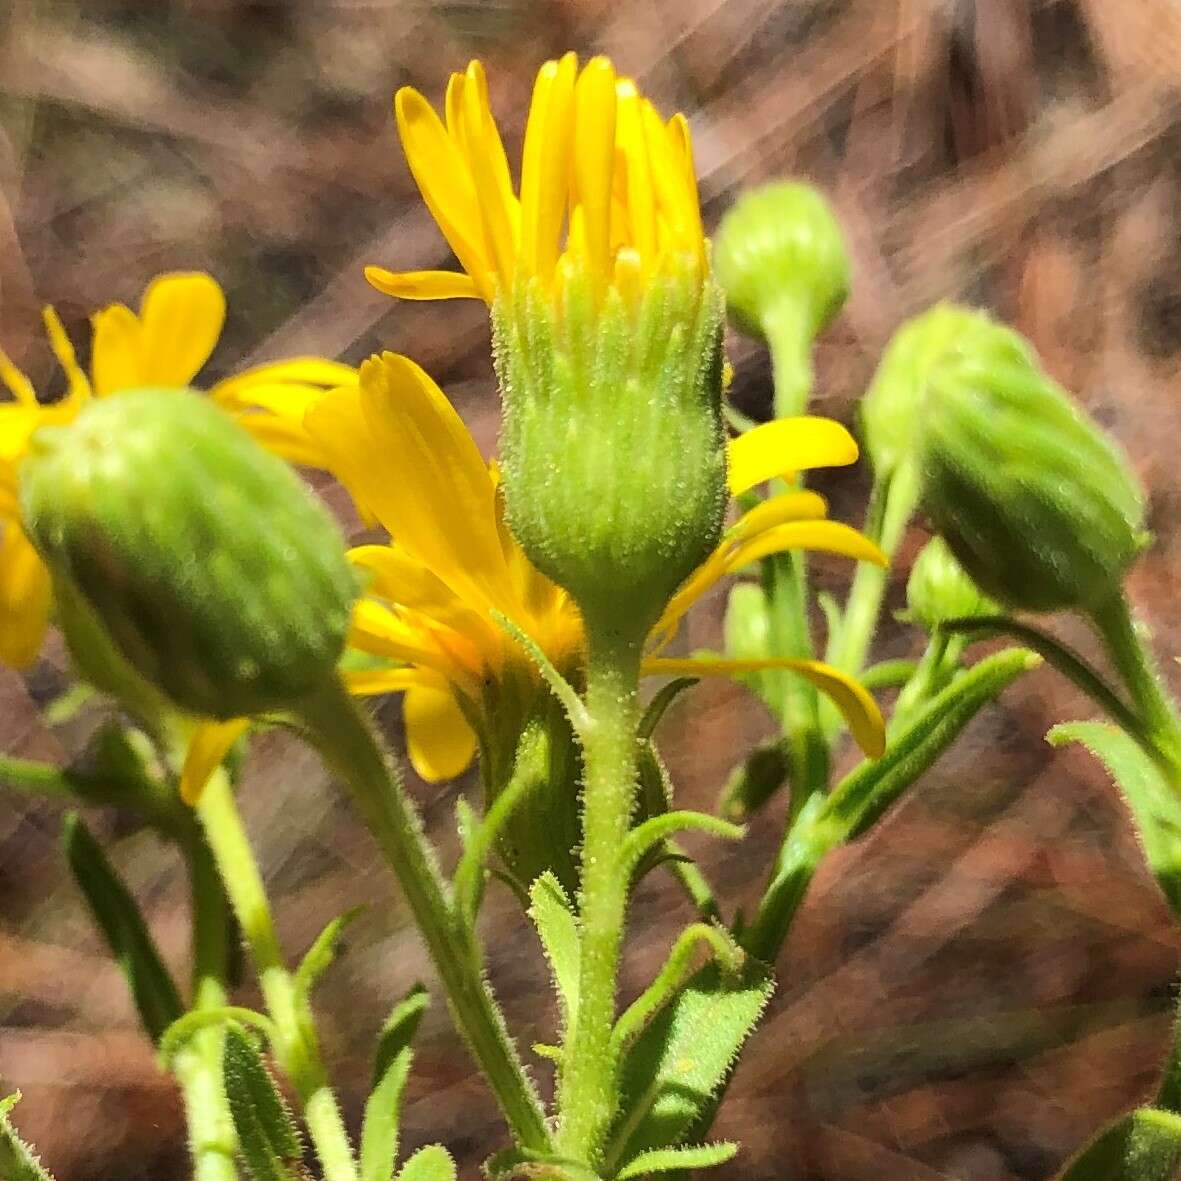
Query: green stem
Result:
<box><xmin>1089</xmin><ymin>590</ymin><xmax>1181</xmax><ymax>786</ymax></box>
<box><xmin>195</xmin><ymin>769</ymin><xmax>357</xmax><ymax>1181</ymax></box>
<box><xmin>556</xmin><ymin>626</ymin><xmax>645</xmax><ymax>1164</ymax></box>
<box><xmin>762</xmin><ymin>297</ymin><xmax>814</xmax><ymax>421</ymax></box>
<box><xmin>296</xmin><ymin>678</ymin><xmax>551</xmax><ymax>1154</ymax></box>
<box><xmin>889</xmin><ymin>632</ymin><xmax>964</xmax><ymax>736</ymax></box>
<box><xmin>177</xmin><ymin>840</ymin><xmax>238</xmax><ymax>1181</ymax></box>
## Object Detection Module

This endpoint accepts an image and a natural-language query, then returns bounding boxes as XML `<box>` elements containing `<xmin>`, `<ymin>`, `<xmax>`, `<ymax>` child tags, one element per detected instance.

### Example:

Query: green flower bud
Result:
<box><xmin>917</xmin><ymin>314</ymin><xmax>1147</xmax><ymax>613</ymax></box>
<box><xmin>714</xmin><ymin>182</ymin><xmax>850</xmax><ymax>415</ymax></box>
<box><xmin>20</xmin><ymin>389</ymin><xmax>358</xmax><ymax>718</ymax></box>
<box><xmin>905</xmin><ymin>535</ymin><xmax>998</xmax><ymax>632</ymax></box>
<box><xmin>493</xmin><ymin>254</ymin><xmax>727</xmax><ymax>637</ymax></box>
<box><xmin>860</xmin><ymin>304</ymin><xmax>1001</xmax><ymax>480</ymax></box>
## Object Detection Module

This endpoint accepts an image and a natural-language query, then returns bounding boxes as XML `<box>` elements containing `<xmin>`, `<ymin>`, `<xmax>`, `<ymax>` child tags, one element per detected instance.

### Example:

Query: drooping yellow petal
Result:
<box><xmin>395</xmin><ymin>86</ymin><xmax>494</xmax><ymax>300</ymax></box>
<box><xmin>728</xmin><ymin>490</ymin><xmax>828</xmax><ymax>540</ymax></box>
<box><xmin>349</xmin><ymin>599</ymin><xmax>470</xmax><ymax>683</ymax></box>
<box><xmin>180</xmin><ymin>718</ymin><xmax>251</xmax><ymax>806</ymax></box>
<box><xmin>343</xmin><ymin>665</ymin><xmax>446</xmax><ymax>696</ymax></box>
<box><xmin>364</xmin><ymin>267</ymin><xmax>481</xmax><ymax>301</ymax></box>
<box><xmin>642</xmin><ymin>656</ymin><xmax>885</xmax><ymax>758</ymax></box>
<box><xmin>136</xmin><ymin>273</ymin><xmax>226</xmax><ymax>387</ymax></box>
<box><xmin>727</xmin><ymin>417</ymin><xmax>860</xmax><ymax>495</ymax></box>
<box><xmin>0</xmin><ymin>523</ymin><xmax>51</xmax><ymax>668</ymax></box>
<box><xmin>403</xmin><ymin>685</ymin><xmax>479</xmax><ymax>781</ymax></box>
<box><xmin>90</xmin><ymin>304</ymin><xmax>143</xmax><ymax>396</ymax></box>
<box><xmin>571</xmin><ymin>56</ymin><xmax>617</xmax><ymax>282</ymax></box>
<box><xmin>41</xmin><ymin>307</ymin><xmax>91</xmax><ymax>401</ymax></box>
<box><xmin>0</xmin><ymin>347</ymin><xmax>37</xmax><ymax>406</ymax></box>
<box><xmin>211</xmin><ymin>357</ymin><xmax>357</xmax><ymax>406</ymax></box>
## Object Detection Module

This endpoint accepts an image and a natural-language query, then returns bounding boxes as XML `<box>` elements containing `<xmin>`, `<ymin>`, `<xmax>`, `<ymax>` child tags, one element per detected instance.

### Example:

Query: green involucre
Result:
<box><xmin>20</xmin><ymin>388</ymin><xmax>358</xmax><ymax>718</ymax></box>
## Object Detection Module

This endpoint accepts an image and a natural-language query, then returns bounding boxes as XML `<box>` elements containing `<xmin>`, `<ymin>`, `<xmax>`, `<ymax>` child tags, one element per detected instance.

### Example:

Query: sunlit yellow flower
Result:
<box><xmin>367</xmin><ymin>54</ymin><xmax>701</xmax><ymax>305</ymax></box>
<box><xmin>285</xmin><ymin>352</ymin><xmax>886</xmax><ymax>782</ymax></box>
<box><xmin>0</xmin><ymin>272</ymin><xmax>356</xmax><ymax>670</ymax></box>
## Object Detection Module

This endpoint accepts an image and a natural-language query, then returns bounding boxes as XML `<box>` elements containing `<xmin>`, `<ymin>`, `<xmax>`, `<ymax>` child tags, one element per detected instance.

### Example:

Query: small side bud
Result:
<box><xmin>21</xmin><ymin>389</ymin><xmax>358</xmax><ymax>718</ymax></box>
<box><xmin>916</xmin><ymin>314</ymin><xmax>1147</xmax><ymax>613</ymax></box>
<box><xmin>715</xmin><ymin>182</ymin><xmax>850</xmax><ymax>414</ymax></box>
<box><xmin>905</xmin><ymin>536</ymin><xmax>998</xmax><ymax>632</ymax></box>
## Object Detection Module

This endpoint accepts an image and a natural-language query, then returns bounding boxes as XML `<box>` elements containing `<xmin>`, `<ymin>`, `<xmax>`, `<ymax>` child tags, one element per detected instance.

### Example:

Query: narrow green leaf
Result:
<box><xmin>621</xmin><ymin>812</ymin><xmax>743</xmax><ymax>874</ymax></box>
<box><xmin>294</xmin><ymin>907</ymin><xmax>365</xmax><ymax>1000</ymax></box>
<box><xmin>396</xmin><ymin>1145</ymin><xmax>455</xmax><ymax>1181</ymax></box>
<box><xmin>1049</xmin><ymin>721</ymin><xmax>1181</xmax><ymax>915</ymax></box>
<box><xmin>373</xmin><ymin>986</ymin><xmax>430</xmax><ymax>1087</ymax></box>
<box><xmin>0</xmin><ymin>1093</ymin><xmax>56</xmax><ymax>1181</ymax></box>
<box><xmin>223</xmin><ymin>1025</ymin><xmax>305</xmax><ymax>1181</ymax></box>
<box><xmin>638</xmin><ymin>679</ymin><xmax>698</xmax><ymax>740</ymax></box>
<box><xmin>160</xmin><ymin>1006</ymin><xmax>277</xmax><ymax>1068</ymax></box>
<box><xmin>716</xmin><ymin>740</ymin><xmax>790</xmax><ymax>823</ymax></box>
<box><xmin>606</xmin><ymin>962</ymin><xmax>773</xmax><ymax>1164</ymax></box>
<box><xmin>1057</xmin><ymin>1106</ymin><xmax>1181</xmax><ymax>1180</ymax></box>
<box><xmin>527</xmin><ymin>872</ymin><xmax>580</xmax><ymax>1036</ymax></box>
<box><xmin>616</xmin><ymin>1142</ymin><xmax>737</xmax><ymax>1179</ymax></box>
<box><xmin>359</xmin><ymin>984</ymin><xmax>430</xmax><ymax>1181</ymax></box>
<box><xmin>62</xmin><ymin>813</ymin><xmax>183</xmax><ymax>1044</ymax></box>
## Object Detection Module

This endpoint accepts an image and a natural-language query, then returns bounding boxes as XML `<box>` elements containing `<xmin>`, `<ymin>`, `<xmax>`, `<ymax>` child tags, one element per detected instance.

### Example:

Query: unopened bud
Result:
<box><xmin>905</xmin><ymin>535</ymin><xmax>998</xmax><ymax>632</ymax></box>
<box><xmin>21</xmin><ymin>389</ymin><xmax>358</xmax><ymax>718</ymax></box>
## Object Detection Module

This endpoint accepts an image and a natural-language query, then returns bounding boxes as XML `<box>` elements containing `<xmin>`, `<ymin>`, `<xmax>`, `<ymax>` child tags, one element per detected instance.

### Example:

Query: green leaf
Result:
<box><xmin>396</xmin><ymin>1145</ymin><xmax>456</xmax><ymax>1181</ymax></box>
<box><xmin>0</xmin><ymin>1093</ymin><xmax>56</xmax><ymax>1181</ymax></box>
<box><xmin>716</xmin><ymin>740</ymin><xmax>790</xmax><ymax>823</ymax></box>
<box><xmin>606</xmin><ymin>961</ymin><xmax>773</xmax><ymax>1164</ymax></box>
<box><xmin>223</xmin><ymin>1025</ymin><xmax>305</xmax><ymax>1181</ymax></box>
<box><xmin>1057</xmin><ymin>1106</ymin><xmax>1181</xmax><ymax>1180</ymax></box>
<box><xmin>1048</xmin><ymin>722</ymin><xmax>1181</xmax><ymax>914</ymax></box>
<box><xmin>159</xmin><ymin>1007</ymin><xmax>277</xmax><ymax>1068</ymax></box>
<box><xmin>483</xmin><ymin>1147</ymin><xmax>600</xmax><ymax>1181</ymax></box>
<box><xmin>62</xmin><ymin>813</ymin><xmax>183</xmax><ymax>1044</ymax></box>
<box><xmin>621</xmin><ymin>812</ymin><xmax>743</xmax><ymax>874</ymax></box>
<box><xmin>360</xmin><ymin>985</ymin><xmax>430</xmax><ymax>1181</ymax></box>
<box><xmin>638</xmin><ymin>679</ymin><xmax>698</xmax><ymax>740</ymax></box>
<box><xmin>616</xmin><ymin>1142</ymin><xmax>737</xmax><ymax>1179</ymax></box>
<box><xmin>294</xmin><ymin>907</ymin><xmax>365</xmax><ymax>1000</ymax></box>
<box><xmin>527</xmin><ymin>872</ymin><xmax>581</xmax><ymax>1036</ymax></box>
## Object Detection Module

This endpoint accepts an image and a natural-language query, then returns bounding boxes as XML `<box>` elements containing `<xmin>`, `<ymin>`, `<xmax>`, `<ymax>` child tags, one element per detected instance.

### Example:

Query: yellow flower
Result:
<box><xmin>0</xmin><ymin>272</ymin><xmax>356</xmax><ymax>669</ymax></box>
<box><xmin>366</xmin><ymin>54</ymin><xmax>701</xmax><ymax>305</ymax></box>
<box><xmin>291</xmin><ymin>352</ymin><xmax>886</xmax><ymax>782</ymax></box>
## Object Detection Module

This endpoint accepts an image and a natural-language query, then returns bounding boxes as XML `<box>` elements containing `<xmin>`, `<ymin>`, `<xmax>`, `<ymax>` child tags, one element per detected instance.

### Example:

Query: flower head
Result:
<box><xmin>302</xmin><ymin>352</ymin><xmax>887</xmax><ymax>782</ymax></box>
<box><xmin>0</xmin><ymin>272</ymin><xmax>355</xmax><ymax>669</ymax></box>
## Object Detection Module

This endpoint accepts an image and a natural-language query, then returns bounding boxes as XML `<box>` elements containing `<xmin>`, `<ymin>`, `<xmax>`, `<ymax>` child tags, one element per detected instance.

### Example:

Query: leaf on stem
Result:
<box><xmin>1056</xmin><ymin>1107</ymin><xmax>1181</xmax><ymax>1180</ymax></box>
<box><xmin>62</xmin><ymin>813</ymin><xmax>184</xmax><ymax>1045</ymax></box>
<box><xmin>294</xmin><ymin>907</ymin><xmax>366</xmax><ymax>1001</ymax></box>
<box><xmin>1048</xmin><ymin>722</ymin><xmax>1181</xmax><ymax>915</ymax></box>
<box><xmin>483</xmin><ymin>1147</ymin><xmax>600</xmax><ymax>1181</ymax></box>
<box><xmin>615</xmin><ymin>1141</ymin><xmax>737</xmax><ymax>1179</ymax></box>
<box><xmin>620</xmin><ymin>812</ymin><xmax>743</xmax><ymax>875</ymax></box>
<box><xmin>396</xmin><ymin>1145</ymin><xmax>456</xmax><ymax>1181</ymax></box>
<box><xmin>223</xmin><ymin>1025</ymin><xmax>307</xmax><ymax>1181</ymax></box>
<box><xmin>527</xmin><ymin>872</ymin><xmax>580</xmax><ymax>1038</ymax></box>
<box><xmin>360</xmin><ymin>985</ymin><xmax>430</xmax><ymax>1181</ymax></box>
<box><xmin>0</xmin><ymin>1093</ymin><xmax>56</xmax><ymax>1181</ymax></box>
<box><xmin>638</xmin><ymin>679</ymin><xmax>698</xmax><ymax>739</ymax></box>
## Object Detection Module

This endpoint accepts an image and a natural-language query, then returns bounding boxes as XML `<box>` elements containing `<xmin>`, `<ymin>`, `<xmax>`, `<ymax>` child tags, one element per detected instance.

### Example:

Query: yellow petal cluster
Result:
<box><xmin>366</xmin><ymin>55</ymin><xmax>705</xmax><ymax>305</ymax></box>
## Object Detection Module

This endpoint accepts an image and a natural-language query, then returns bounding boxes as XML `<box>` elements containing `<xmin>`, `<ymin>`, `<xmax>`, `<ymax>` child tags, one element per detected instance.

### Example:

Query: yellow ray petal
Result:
<box><xmin>403</xmin><ymin>685</ymin><xmax>478</xmax><ymax>781</ymax></box>
<box><xmin>727</xmin><ymin>417</ymin><xmax>860</xmax><ymax>495</ymax></box>
<box><xmin>343</xmin><ymin>665</ymin><xmax>445</xmax><ymax>696</ymax></box>
<box><xmin>90</xmin><ymin>304</ymin><xmax>143</xmax><ymax>396</ymax></box>
<box><xmin>137</xmin><ymin>273</ymin><xmax>227</xmax><ymax>387</ymax></box>
<box><xmin>349</xmin><ymin>599</ymin><xmax>468</xmax><ymax>683</ymax></box>
<box><xmin>180</xmin><ymin>718</ymin><xmax>250</xmax><ymax>806</ymax></box>
<box><xmin>615</xmin><ymin>79</ymin><xmax>658</xmax><ymax>266</ymax></box>
<box><xmin>0</xmin><ymin>523</ymin><xmax>51</xmax><ymax>668</ymax></box>
<box><xmin>364</xmin><ymin>267</ymin><xmax>482</xmax><ymax>301</ymax></box>
<box><xmin>41</xmin><ymin>307</ymin><xmax>91</xmax><ymax>401</ymax></box>
<box><xmin>571</xmin><ymin>56</ymin><xmax>617</xmax><ymax>282</ymax></box>
<box><xmin>355</xmin><ymin>353</ymin><xmax>519</xmax><ymax>613</ymax></box>
<box><xmin>0</xmin><ymin>346</ymin><xmax>37</xmax><ymax>406</ymax></box>
<box><xmin>642</xmin><ymin>656</ymin><xmax>885</xmax><ymax>758</ymax></box>
<box><xmin>234</xmin><ymin>413</ymin><xmax>329</xmax><ymax>469</ymax></box>
<box><xmin>211</xmin><ymin>357</ymin><xmax>357</xmax><ymax>406</ymax></box>
<box><xmin>395</xmin><ymin>86</ymin><xmax>494</xmax><ymax>300</ymax></box>
<box><xmin>728</xmin><ymin>490</ymin><xmax>828</xmax><ymax>541</ymax></box>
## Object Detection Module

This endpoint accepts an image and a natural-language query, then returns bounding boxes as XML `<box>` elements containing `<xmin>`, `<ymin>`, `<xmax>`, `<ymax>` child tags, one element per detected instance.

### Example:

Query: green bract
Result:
<box><xmin>20</xmin><ymin>389</ymin><xmax>358</xmax><ymax>718</ymax></box>
<box><xmin>493</xmin><ymin>256</ymin><xmax>727</xmax><ymax>636</ymax></box>
<box><xmin>905</xmin><ymin>535</ymin><xmax>998</xmax><ymax>632</ymax></box>
<box><xmin>917</xmin><ymin>317</ymin><xmax>1147</xmax><ymax>613</ymax></box>
<box><xmin>714</xmin><ymin>181</ymin><xmax>849</xmax><ymax>346</ymax></box>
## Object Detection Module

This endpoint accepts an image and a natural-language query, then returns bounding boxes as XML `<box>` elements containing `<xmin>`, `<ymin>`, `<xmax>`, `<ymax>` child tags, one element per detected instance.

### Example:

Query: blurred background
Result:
<box><xmin>4</xmin><ymin>1</ymin><xmax>1181</xmax><ymax>1178</ymax></box>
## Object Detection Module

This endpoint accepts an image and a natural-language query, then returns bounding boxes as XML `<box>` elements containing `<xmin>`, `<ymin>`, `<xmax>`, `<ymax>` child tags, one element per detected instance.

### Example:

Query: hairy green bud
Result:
<box><xmin>715</xmin><ymin>181</ymin><xmax>850</xmax><ymax>414</ymax></box>
<box><xmin>917</xmin><ymin>315</ymin><xmax>1147</xmax><ymax>613</ymax></box>
<box><xmin>493</xmin><ymin>255</ymin><xmax>727</xmax><ymax>637</ymax></box>
<box><xmin>21</xmin><ymin>389</ymin><xmax>358</xmax><ymax>718</ymax></box>
<box><xmin>905</xmin><ymin>535</ymin><xmax>998</xmax><ymax>632</ymax></box>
